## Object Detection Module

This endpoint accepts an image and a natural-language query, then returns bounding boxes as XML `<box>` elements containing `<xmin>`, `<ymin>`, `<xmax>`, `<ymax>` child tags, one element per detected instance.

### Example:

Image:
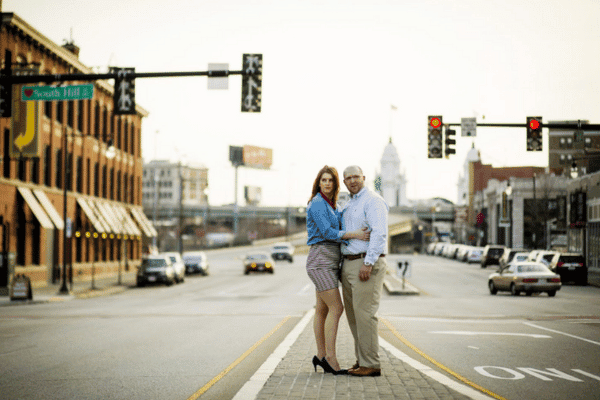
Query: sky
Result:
<box><xmin>4</xmin><ymin>0</ymin><xmax>600</xmax><ymax>207</ymax></box>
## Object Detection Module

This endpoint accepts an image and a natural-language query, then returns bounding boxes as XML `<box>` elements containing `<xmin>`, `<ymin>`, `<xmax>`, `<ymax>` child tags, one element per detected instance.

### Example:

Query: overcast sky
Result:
<box><xmin>5</xmin><ymin>0</ymin><xmax>600</xmax><ymax>207</ymax></box>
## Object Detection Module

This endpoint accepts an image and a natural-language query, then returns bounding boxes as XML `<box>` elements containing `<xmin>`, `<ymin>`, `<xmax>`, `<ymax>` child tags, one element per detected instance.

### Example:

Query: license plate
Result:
<box><xmin>568</xmin><ymin>266</ymin><xmax>576</xmax><ymax>270</ymax></box>
<box><xmin>148</xmin><ymin>276</ymin><xmax>156</xmax><ymax>282</ymax></box>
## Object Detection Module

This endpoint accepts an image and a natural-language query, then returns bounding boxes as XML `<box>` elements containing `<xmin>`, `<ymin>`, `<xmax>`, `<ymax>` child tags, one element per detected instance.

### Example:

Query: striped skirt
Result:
<box><xmin>306</xmin><ymin>242</ymin><xmax>341</xmax><ymax>292</ymax></box>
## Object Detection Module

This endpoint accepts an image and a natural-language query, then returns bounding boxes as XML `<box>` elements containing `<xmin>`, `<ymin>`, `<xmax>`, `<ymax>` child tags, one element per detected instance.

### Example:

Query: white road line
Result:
<box><xmin>430</xmin><ymin>331</ymin><xmax>551</xmax><ymax>339</ymax></box>
<box><xmin>523</xmin><ymin>322</ymin><xmax>600</xmax><ymax>346</ymax></box>
<box><xmin>297</xmin><ymin>284</ymin><xmax>312</xmax><ymax>295</ymax></box>
<box><xmin>379</xmin><ymin>338</ymin><xmax>496</xmax><ymax>400</ymax></box>
<box><xmin>232</xmin><ymin>308</ymin><xmax>315</xmax><ymax>400</ymax></box>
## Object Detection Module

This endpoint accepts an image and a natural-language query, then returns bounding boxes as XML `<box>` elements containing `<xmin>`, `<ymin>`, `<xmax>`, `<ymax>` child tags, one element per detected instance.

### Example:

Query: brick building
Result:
<box><xmin>0</xmin><ymin>13</ymin><xmax>155</xmax><ymax>292</ymax></box>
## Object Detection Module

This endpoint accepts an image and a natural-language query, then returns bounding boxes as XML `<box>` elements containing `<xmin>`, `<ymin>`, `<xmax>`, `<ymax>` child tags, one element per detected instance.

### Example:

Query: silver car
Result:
<box><xmin>488</xmin><ymin>261</ymin><xmax>561</xmax><ymax>297</ymax></box>
<box><xmin>161</xmin><ymin>252</ymin><xmax>186</xmax><ymax>283</ymax></box>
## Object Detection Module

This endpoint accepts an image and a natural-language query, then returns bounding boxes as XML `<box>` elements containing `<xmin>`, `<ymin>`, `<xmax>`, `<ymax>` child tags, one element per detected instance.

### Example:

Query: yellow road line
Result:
<box><xmin>381</xmin><ymin>318</ymin><xmax>507</xmax><ymax>400</ymax></box>
<box><xmin>187</xmin><ymin>315</ymin><xmax>291</xmax><ymax>400</ymax></box>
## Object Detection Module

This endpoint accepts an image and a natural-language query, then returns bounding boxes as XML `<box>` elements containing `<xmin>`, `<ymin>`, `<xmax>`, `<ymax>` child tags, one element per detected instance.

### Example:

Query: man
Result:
<box><xmin>340</xmin><ymin>165</ymin><xmax>389</xmax><ymax>377</ymax></box>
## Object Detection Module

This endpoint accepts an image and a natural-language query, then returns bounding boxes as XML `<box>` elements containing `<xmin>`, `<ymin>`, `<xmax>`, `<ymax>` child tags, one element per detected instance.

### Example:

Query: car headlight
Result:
<box><xmin>266</xmin><ymin>263</ymin><xmax>272</xmax><ymax>268</ymax></box>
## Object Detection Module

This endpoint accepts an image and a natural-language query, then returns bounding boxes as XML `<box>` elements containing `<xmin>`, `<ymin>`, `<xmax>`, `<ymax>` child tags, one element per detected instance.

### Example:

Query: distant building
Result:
<box><xmin>548</xmin><ymin>120</ymin><xmax>600</xmax><ymax>176</ymax></box>
<box><xmin>376</xmin><ymin>138</ymin><xmax>407</xmax><ymax>207</ymax></box>
<box><xmin>142</xmin><ymin>160</ymin><xmax>209</xmax><ymax>211</ymax></box>
<box><xmin>0</xmin><ymin>13</ymin><xmax>154</xmax><ymax>291</ymax></box>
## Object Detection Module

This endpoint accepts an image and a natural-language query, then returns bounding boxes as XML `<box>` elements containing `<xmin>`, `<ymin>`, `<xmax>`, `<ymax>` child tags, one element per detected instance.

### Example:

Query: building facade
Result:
<box><xmin>142</xmin><ymin>160</ymin><xmax>209</xmax><ymax>211</ymax></box>
<box><xmin>377</xmin><ymin>138</ymin><xmax>407</xmax><ymax>207</ymax></box>
<box><xmin>548</xmin><ymin>120</ymin><xmax>600</xmax><ymax>177</ymax></box>
<box><xmin>0</xmin><ymin>13</ymin><xmax>155</xmax><ymax>291</ymax></box>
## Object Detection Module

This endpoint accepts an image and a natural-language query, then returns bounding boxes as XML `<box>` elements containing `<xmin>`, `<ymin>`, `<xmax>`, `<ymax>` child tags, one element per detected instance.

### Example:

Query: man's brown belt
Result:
<box><xmin>343</xmin><ymin>253</ymin><xmax>385</xmax><ymax>261</ymax></box>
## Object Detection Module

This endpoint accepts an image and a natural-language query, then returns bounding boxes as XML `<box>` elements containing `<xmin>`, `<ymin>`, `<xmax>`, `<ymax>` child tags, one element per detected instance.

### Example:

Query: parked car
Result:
<box><xmin>481</xmin><ymin>245</ymin><xmax>505</xmax><ymax>268</ymax></box>
<box><xmin>466</xmin><ymin>247</ymin><xmax>484</xmax><ymax>263</ymax></box>
<box><xmin>244</xmin><ymin>252</ymin><xmax>275</xmax><ymax>274</ymax></box>
<box><xmin>527</xmin><ymin>250</ymin><xmax>543</xmax><ymax>262</ymax></box>
<box><xmin>182</xmin><ymin>251</ymin><xmax>209</xmax><ymax>276</ymax></box>
<box><xmin>488</xmin><ymin>261</ymin><xmax>561</xmax><ymax>296</ymax></box>
<box><xmin>271</xmin><ymin>242</ymin><xmax>294</xmax><ymax>262</ymax></box>
<box><xmin>426</xmin><ymin>242</ymin><xmax>437</xmax><ymax>255</ymax></box>
<box><xmin>532</xmin><ymin>251</ymin><xmax>559</xmax><ymax>267</ymax></box>
<box><xmin>137</xmin><ymin>255</ymin><xmax>176</xmax><ymax>287</ymax></box>
<box><xmin>499</xmin><ymin>248</ymin><xmax>529</xmax><ymax>269</ymax></box>
<box><xmin>548</xmin><ymin>253</ymin><xmax>587</xmax><ymax>285</ymax></box>
<box><xmin>434</xmin><ymin>242</ymin><xmax>447</xmax><ymax>256</ymax></box>
<box><xmin>161</xmin><ymin>252</ymin><xmax>186</xmax><ymax>283</ymax></box>
<box><xmin>455</xmin><ymin>245</ymin><xmax>471</xmax><ymax>262</ymax></box>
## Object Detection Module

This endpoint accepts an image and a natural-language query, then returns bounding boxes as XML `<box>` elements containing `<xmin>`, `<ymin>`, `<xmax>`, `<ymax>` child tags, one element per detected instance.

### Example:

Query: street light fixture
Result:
<box><xmin>59</xmin><ymin>132</ymin><xmax>115</xmax><ymax>295</ymax></box>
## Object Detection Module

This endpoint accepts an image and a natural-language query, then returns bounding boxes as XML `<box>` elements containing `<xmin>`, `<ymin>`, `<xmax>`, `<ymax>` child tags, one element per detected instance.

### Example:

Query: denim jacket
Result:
<box><xmin>306</xmin><ymin>193</ymin><xmax>347</xmax><ymax>245</ymax></box>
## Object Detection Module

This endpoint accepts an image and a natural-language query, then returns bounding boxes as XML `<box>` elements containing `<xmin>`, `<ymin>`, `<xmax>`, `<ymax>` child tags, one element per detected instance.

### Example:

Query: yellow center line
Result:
<box><xmin>187</xmin><ymin>315</ymin><xmax>291</xmax><ymax>400</ymax></box>
<box><xmin>381</xmin><ymin>318</ymin><xmax>508</xmax><ymax>400</ymax></box>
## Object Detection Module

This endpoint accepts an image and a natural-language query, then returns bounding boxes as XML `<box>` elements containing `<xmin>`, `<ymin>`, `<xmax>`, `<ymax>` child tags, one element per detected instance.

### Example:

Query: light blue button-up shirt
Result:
<box><xmin>306</xmin><ymin>193</ymin><xmax>347</xmax><ymax>245</ymax></box>
<box><xmin>341</xmin><ymin>187</ymin><xmax>389</xmax><ymax>265</ymax></box>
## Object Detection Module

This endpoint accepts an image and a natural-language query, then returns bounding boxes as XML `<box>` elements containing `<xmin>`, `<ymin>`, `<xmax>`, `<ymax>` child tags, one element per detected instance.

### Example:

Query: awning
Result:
<box><xmin>130</xmin><ymin>207</ymin><xmax>157</xmax><ymax>237</ymax></box>
<box><xmin>33</xmin><ymin>189</ymin><xmax>64</xmax><ymax>230</ymax></box>
<box><xmin>86</xmin><ymin>199</ymin><xmax>112</xmax><ymax>233</ymax></box>
<box><xmin>94</xmin><ymin>200</ymin><xmax>120</xmax><ymax>234</ymax></box>
<box><xmin>17</xmin><ymin>187</ymin><xmax>54</xmax><ymax>229</ymax></box>
<box><xmin>77</xmin><ymin>197</ymin><xmax>107</xmax><ymax>233</ymax></box>
<box><xmin>112</xmin><ymin>205</ymin><xmax>141</xmax><ymax>237</ymax></box>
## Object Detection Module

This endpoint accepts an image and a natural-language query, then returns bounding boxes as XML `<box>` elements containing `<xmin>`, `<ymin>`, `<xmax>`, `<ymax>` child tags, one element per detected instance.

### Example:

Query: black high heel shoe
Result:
<box><xmin>312</xmin><ymin>355</ymin><xmax>323</xmax><ymax>372</ymax></box>
<box><xmin>320</xmin><ymin>357</ymin><xmax>348</xmax><ymax>375</ymax></box>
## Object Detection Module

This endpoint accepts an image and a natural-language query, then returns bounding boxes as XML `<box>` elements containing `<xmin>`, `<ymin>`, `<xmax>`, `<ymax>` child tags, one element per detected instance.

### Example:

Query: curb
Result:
<box><xmin>384</xmin><ymin>273</ymin><xmax>420</xmax><ymax>295</ymax></box>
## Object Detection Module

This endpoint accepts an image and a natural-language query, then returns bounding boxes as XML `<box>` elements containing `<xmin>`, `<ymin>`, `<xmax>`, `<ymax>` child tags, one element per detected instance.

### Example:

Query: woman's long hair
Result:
<box><xmin>308</xmin><ymin>165</ymin><xmax>340</xmax><ymax>205</ymax></box>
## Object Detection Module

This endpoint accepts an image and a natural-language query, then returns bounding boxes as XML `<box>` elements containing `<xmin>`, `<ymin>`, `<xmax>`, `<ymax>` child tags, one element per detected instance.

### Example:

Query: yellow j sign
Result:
<box><xmin>10</xmin><ymin>85</ymin><xmax>40</xmax><ymax>158</ymax></box>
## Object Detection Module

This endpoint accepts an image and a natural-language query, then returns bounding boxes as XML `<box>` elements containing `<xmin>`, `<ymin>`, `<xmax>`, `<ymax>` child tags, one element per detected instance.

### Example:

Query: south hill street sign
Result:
<box><xmin>21</xmin><ymin>84</ymin><xmax>94</xmax><ymax>101</ymax></box>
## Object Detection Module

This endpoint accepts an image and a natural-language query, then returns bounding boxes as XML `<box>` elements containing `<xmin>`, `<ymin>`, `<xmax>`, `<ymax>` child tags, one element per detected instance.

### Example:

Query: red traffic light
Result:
<box><xmin>529</xmin><ymin>119</ymin><xmax>540</xmax><ymax>130</ymax></box>
<box><xmin>430</xmin><ymin>117</ymin><xmax>442</xmax><ymax>128</ymax></box>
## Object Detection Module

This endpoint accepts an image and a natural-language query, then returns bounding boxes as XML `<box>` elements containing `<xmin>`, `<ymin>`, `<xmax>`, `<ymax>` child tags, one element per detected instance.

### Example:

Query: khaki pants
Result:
<box><xmin>341</xmin><ymin>256</ymin><xmax>386</xmax><ymax>369</ymax></box>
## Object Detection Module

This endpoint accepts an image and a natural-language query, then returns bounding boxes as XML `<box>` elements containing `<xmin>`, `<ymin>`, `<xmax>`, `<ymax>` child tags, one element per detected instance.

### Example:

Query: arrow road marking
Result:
<box><xmin>430</xmin><ymin>331</ymin><xmax>552</xmax><ymax>339</ymax></box>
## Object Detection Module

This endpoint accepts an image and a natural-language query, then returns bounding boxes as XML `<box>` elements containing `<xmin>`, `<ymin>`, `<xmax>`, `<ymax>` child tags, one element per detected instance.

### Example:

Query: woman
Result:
<box><xmin>306</xmin><ymin>165</ymin><xmax>370</xmax><ymax>375</ymax></box>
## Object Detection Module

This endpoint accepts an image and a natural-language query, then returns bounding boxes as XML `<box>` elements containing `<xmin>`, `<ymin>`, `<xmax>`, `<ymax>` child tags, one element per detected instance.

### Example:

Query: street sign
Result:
<box><xmin>461</xmin><ymin>117</ymin><xmax>477</xmax><ymax>137</ymax></box>
<box><xmin>208</xmin><ymin>63</ymin><xmax>229</xmax><ymax>89</ymax></box>
<box><xmin>21</xmin><ymin>84</ymin><xmax>94</xmax><ymax>101</ymax></box>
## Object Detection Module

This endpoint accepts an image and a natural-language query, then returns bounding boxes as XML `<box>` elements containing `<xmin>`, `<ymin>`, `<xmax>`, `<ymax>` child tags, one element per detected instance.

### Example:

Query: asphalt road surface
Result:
<box><xmin>1</xmin><ymin>247</ymin><xmax>599</xmax><ymax>400</ymax></box>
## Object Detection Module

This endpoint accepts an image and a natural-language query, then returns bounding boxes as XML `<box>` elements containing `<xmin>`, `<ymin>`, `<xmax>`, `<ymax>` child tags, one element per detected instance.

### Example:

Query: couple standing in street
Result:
<box><xmin>306</xmin><ymin>165</ymin><xmax>389</xmax><ymax>377</ymax></box>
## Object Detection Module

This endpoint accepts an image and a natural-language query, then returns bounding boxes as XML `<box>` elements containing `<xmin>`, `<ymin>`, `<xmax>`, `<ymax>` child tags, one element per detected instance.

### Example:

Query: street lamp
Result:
<box><xmin>505</xmin><ymin>181</ymin><xmax>512</xmax><ymax>247</ymax></box>
<box><xmin>59</xmin><ymin>130</ymin><xmax>115</xmax><ymax>295</ymax></box>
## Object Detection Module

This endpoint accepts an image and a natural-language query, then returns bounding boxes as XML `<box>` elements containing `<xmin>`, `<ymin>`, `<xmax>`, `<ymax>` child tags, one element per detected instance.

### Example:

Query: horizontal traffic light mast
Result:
<box><xmin>444</xmin><ymin>121</ymin><xmax>600</xmax><ymax>130</ymax></box>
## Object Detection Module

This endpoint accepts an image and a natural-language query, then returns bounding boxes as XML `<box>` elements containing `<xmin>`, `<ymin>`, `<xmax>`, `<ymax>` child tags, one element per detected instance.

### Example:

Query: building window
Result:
<box><xmin>44</xmin><ymin>145</ymin><xmax>52</xmax><ymax>186</ymax></box>
<box><xmin>87</xmin><ymin>158</ymin><xmax>91</xmax><ymax>195</ymax></box>
<box><xmin>30</xmin><ymin>157</ymin><xmax>39</xmax><ymax>184</ymax></box>
<box><xmin>124</xmin><ymin>120</ymin><xmax>129</xmax><ymax>153</ymax></box>
<box><xmin>78</xmin><ymin>99</ymin><xmax>84</xmax><ymax>132</ymax></box>
<box><xmin>109</xmin><ymin>167</ymin><xmax>114</xmax><ymax>200</ymax></box>
<box><xmin>55</xmin><ymin>149</ymin><xmax>62</xmax><ymax>189</ymax></box>
<box><xmin>67</xmin><ymin>100</ymin><xmax>74</xmax><ymax>128</ymax></box>
<box><xmin>18</xmin><ymin>158</ymin><xmax>26</xmax><ymax>181</ymax></box>
<box><xmin>56</xmin><ymin>101</ymin><xmax>63</xmax><ymax>124</ymax></box>
<box><xmin>94</xmin><ymin>162</ymin><xmax>99</xmax><ymax>196</ymax></box>
<box><xmin>559</xmin><ymin>137</ymin><xmax>573</xmax><ymax>148</ymax></box>
<box><xmin>2</xmin><ymin>129</ymin><xmax>9</xmax><ymax>178</ymax></box>
<box><xmin>44</xmin><ymin>101</ymin><xmax>52</xmax><ymax>119</ymax></box>
<box><xmin>94</xmin><ymin>102</ymin><xmax>100</xmax><ymax>139</ymax></box>
<box><xmin>102</xmin><ymin>107</ymin><xmax>108</xmax><ymax>141</ymax></box>
<box><xmin>77</xmin><ymin>156</ymin><xmax>83</xmax><ymax>193</ymax></box>
<box><xmin>102</xmin><ymin>165</ymin><xmax>107</xmax><ymax>198</ymax></box>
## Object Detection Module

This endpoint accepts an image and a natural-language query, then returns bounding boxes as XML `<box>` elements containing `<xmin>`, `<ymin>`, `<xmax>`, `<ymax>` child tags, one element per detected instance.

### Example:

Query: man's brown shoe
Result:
<box><xmin>348</xmin><ymin>367</ymin><xmax>381</xmax><ymax>377</ymax></box>
<box><xmin>350</xmin><ymin>361</ymin><xmax>359</xmax><ymax>370</ymax></box>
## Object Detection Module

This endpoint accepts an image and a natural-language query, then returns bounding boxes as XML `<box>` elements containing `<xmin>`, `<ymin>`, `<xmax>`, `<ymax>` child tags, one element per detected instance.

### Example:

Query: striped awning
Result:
<box><xmin>17</xmin><ymin>187</ymin><xmax>54</xmax><ymax>229</ymax></box>
<box><xmin>130</xmin><ymin>207</ymin><xmax>157</xmax><ymax>237</ymax></box>
<box><xmin>33</xmin><ymin>189</ymin><xmax>64</xmax><ymax>230</ymax></box>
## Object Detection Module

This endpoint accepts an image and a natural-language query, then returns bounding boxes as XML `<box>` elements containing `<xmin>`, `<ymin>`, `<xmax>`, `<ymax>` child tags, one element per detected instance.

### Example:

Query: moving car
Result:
<box><xmin>244</xmin><ymin>252</ymin><xmax>275</xmax><ymax>274</ymax></box>
<box><xmin>548</xmin><ymin>253</ymin><xmax>587</xmax><ymax>285</ymax></box>
<box><xmin>137</xmin><ymin>255</ymin><xmax>176</xmax><ymax>287</ymax></box>
<box><xmin>488</xmin><ymin>261</ymin><xmax>561</xmax><ymax>296</ymax></box>
<box><xmin>271</xmin><ymin>242</ymin><xmax>294</xmax><ymax>262</ymax></box>
<box><xmin>161</xmin><ymin>252</ymin><xmax>186</xmax><ymax>283</ymax></box>
<box><xmin>480</xmin><ymin>245</ymin><xmax>505</xmax><ymax>268</ymax></box>
<box><xmin>182</xmin><ymin>251</ymin><xmax>210</xmax><ymax>275</ymax></box>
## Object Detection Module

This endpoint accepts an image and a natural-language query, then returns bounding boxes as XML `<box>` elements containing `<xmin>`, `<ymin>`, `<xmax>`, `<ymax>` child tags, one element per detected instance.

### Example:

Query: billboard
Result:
<box><xmin>243</xmin><ymin>145</ymin><xmax>272</xmax><ymax>169</ymax></box>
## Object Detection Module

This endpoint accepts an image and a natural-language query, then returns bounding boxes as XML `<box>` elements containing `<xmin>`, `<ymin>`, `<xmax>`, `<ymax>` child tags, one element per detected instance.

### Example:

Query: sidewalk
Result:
<box><xmin>0</xmin><ymin>272</ymin><xmax>137</xmax><ymax>307</ymax></box>
<box><xmin>242</xmin><ymin>310</ymin><xmax>489</xmax><ymax>400</ymax></box>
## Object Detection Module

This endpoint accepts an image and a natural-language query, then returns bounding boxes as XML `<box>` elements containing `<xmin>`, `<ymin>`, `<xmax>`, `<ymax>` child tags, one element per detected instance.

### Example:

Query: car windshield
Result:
<box><xmin>143</xmin><ymin>259</ymin><xmax>166</xmax><ymax>268</ymax></box>
<box><xmin>515</xmin><ymin>255</ymin><xmax>528</xmax><ymax>261</ymax></box>
<box><xmin>184</xmin><ymin>256</ymin><xmax>204</xmax><ymax>262</ymax></box>
<box><xmin>247</xmin><ymin>254</ymin><xmax>268</xmax><ymax>260</ymax></box>
<box><xmin>517</xmin><ymin>265</ymin><xmax>548</xmax><ymax>273</ymax></box>
<box><xmin>560</xmin><ymin>255</ymin><xmax>583</xmax><ymax>263</ymax></box>
<box><xmin>274</xmin><ymin>246</ymin><xmax>289</xmax><ymax>250</ymax></box>
<box><xmin>488</xmin><ymin>248</ymin><xmax>504</xmax><ymax>256</ymax></box>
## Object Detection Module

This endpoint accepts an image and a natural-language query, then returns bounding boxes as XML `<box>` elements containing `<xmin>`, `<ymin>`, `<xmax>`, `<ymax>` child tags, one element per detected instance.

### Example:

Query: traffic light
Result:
<box><xmin>444</xmin><ymin>128</ymin><xmax>456</xmax><ymax>157</ymax></box>
<box><xmin>111</xmin><ymin>67</ymin><xmax>136</xmax><ymax>115</ymax></box>
<box><xmin>241</xmin><ymin>54</ymin><xmax>262</xmax><ymax>112</ymax></box>
<box><xmin>0</xmin><ymin>49</ymin><xmax>13</xmax><ymax>118</ymax></box>
<box><xmin>526</xmin><ymin>116</ymin><xmax>542</xmax><ymax>151</ymax></box>
<box><xmin>428</xmin><ymin>116</ymin><xmax>443</xmax><ymax>158</ymax></box>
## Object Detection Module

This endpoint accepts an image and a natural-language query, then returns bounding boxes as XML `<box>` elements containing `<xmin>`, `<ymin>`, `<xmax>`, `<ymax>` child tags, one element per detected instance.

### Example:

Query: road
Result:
<box><xmin>0</xmin><ymin>247</ymin><xmax>599</xmax><ymax>400</ymax></box>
